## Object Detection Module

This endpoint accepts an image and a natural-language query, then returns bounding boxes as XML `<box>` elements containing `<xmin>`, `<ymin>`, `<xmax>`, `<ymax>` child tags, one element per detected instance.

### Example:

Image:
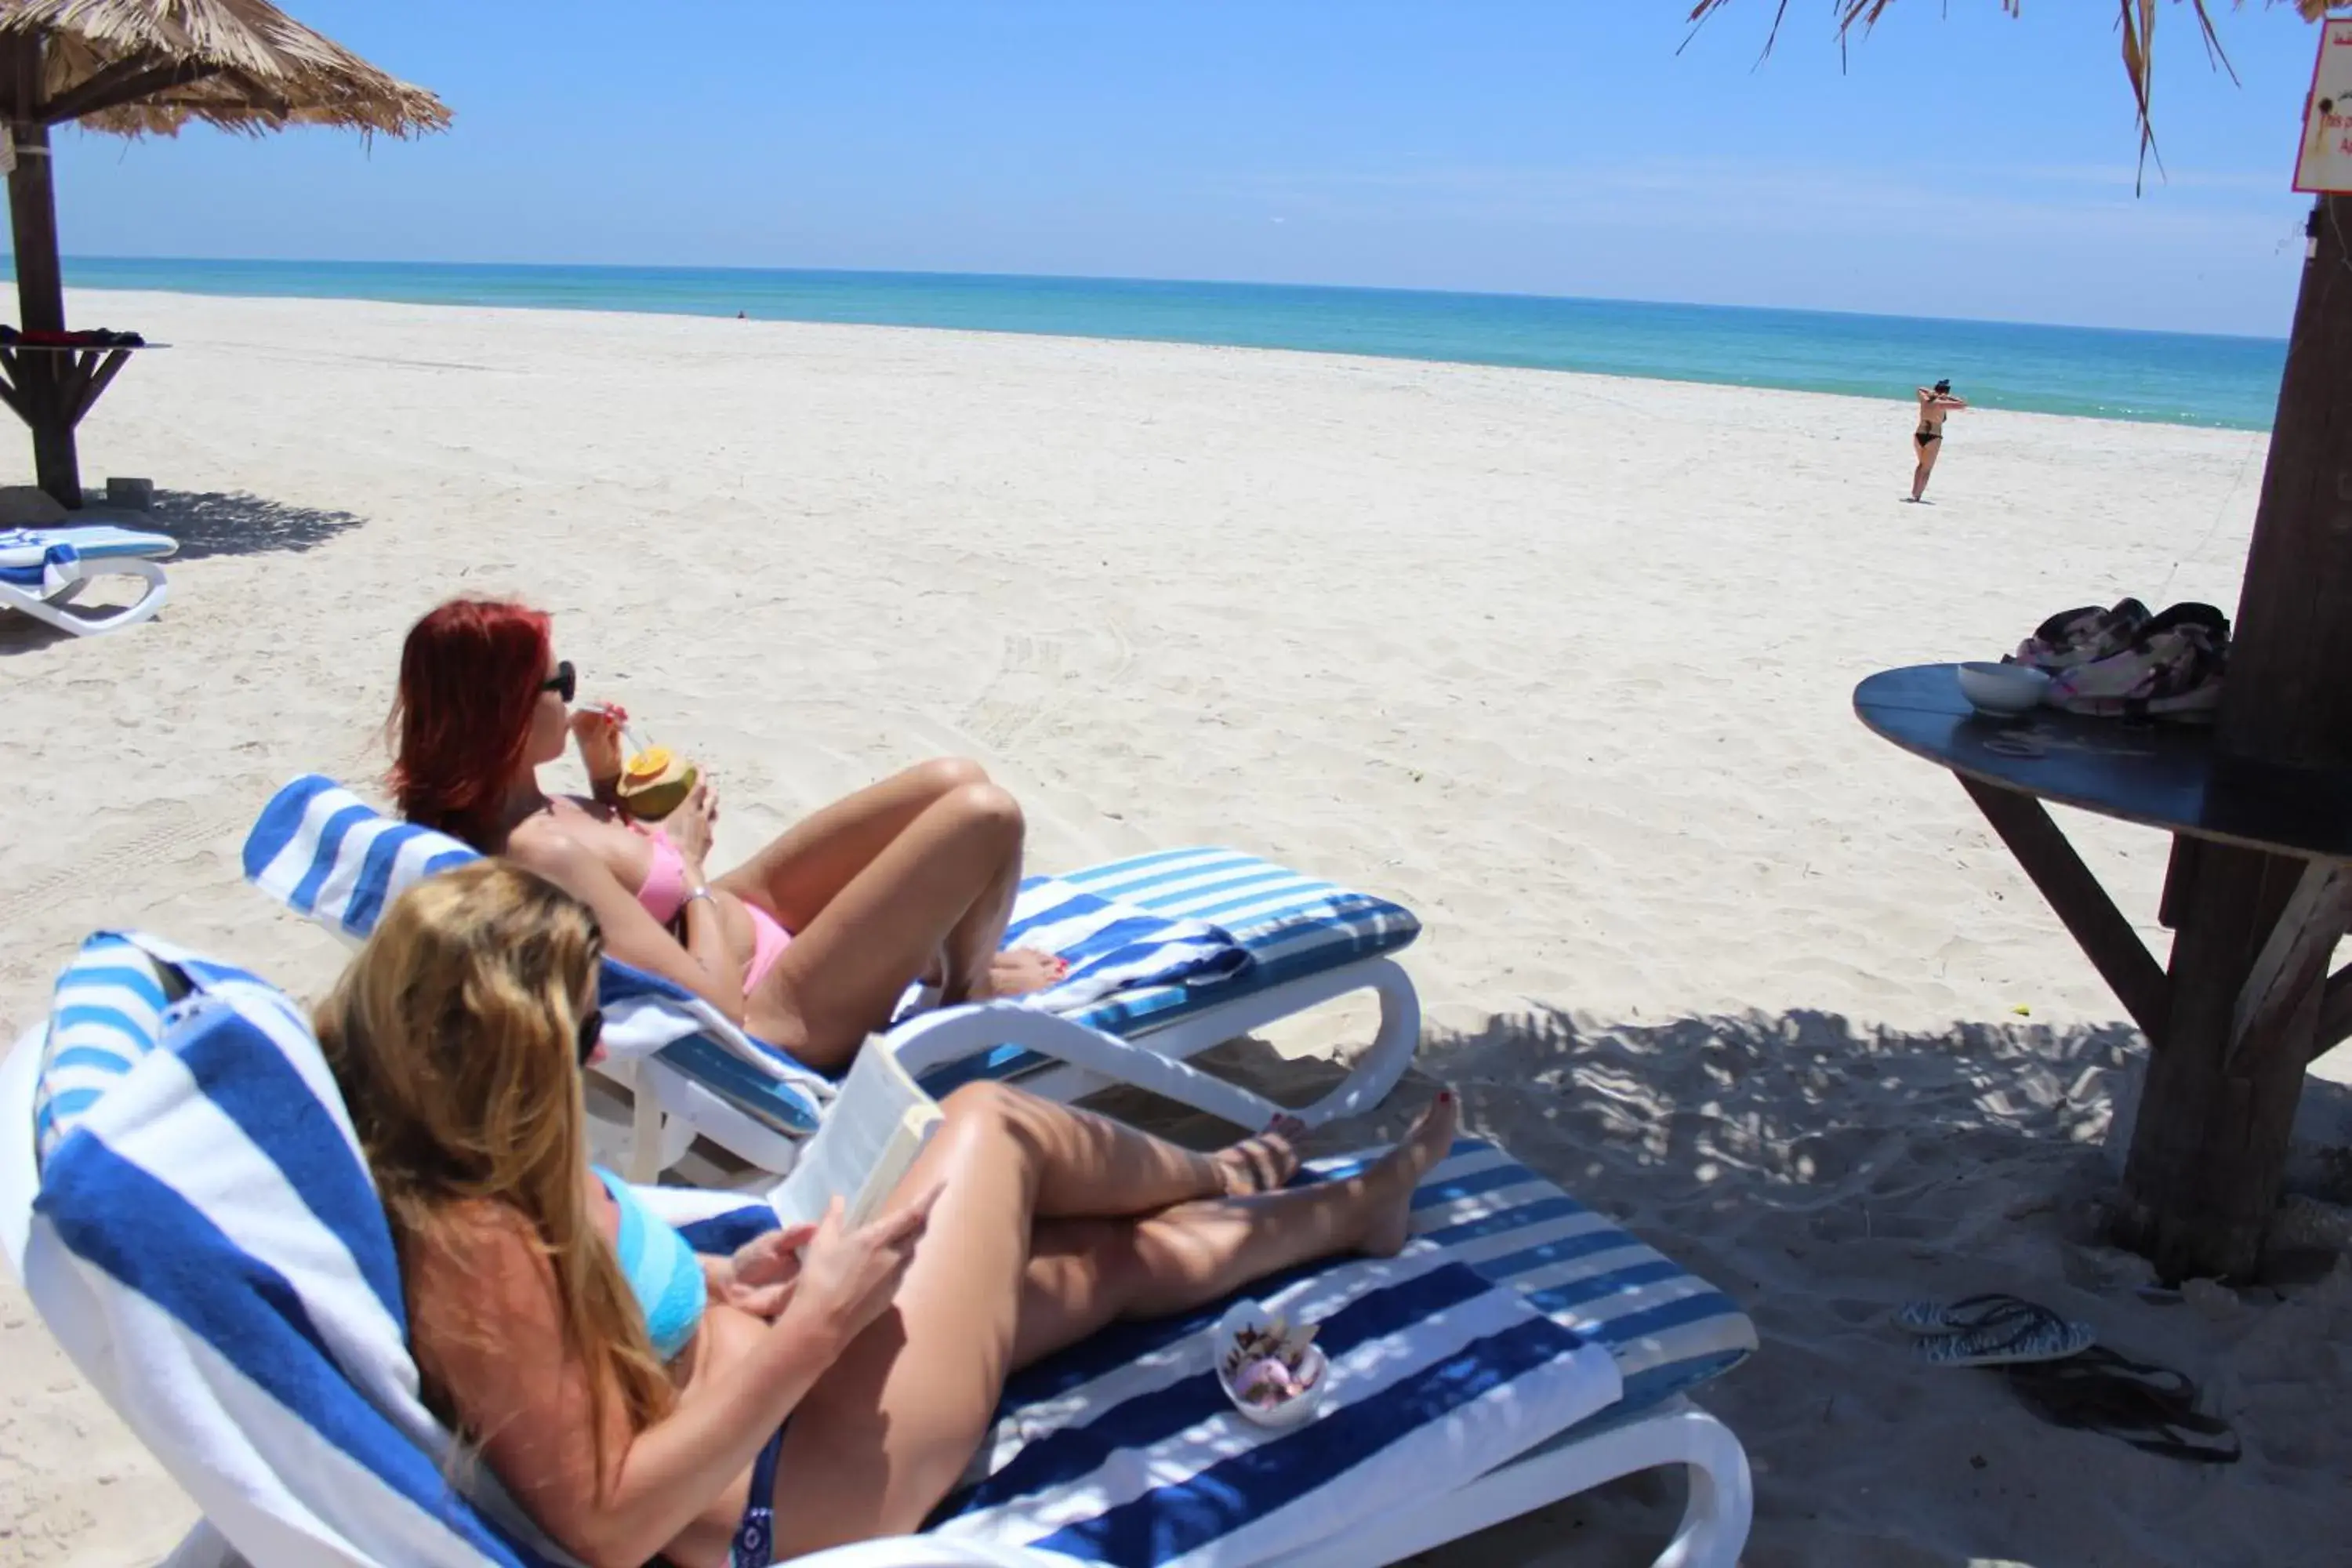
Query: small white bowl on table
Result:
<box><xmin>1956</xmin><ymin>661</ymin><xmax>2050</xmax><ymax>717</ymax></box>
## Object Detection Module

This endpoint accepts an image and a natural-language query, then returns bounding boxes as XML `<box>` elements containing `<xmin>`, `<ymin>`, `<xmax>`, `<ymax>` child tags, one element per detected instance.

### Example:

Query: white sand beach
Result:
<box><xmin>2</xmin><ymin>290</ymin><xmax>2345</xmax><ymax>1567</ymax></box>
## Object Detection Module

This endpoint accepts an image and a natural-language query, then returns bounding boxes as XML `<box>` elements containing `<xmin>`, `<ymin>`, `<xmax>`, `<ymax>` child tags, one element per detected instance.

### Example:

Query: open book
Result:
<box><xmin>769</xmin><ymin>1035</ymin><xmax>944</xmax><ymax>1232</ymax></box>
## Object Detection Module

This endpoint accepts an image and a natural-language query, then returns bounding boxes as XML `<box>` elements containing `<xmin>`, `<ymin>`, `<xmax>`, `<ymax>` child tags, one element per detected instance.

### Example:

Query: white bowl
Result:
<box><xmin>1212</xmin><ymin>1299</ymin><xmax>1329</xmax><ymax>1430</ymax></box>
<box><xmin>1956</xmin><ymin>661</ymin><xmax>2050</xmax><ymax>717</ymax></box>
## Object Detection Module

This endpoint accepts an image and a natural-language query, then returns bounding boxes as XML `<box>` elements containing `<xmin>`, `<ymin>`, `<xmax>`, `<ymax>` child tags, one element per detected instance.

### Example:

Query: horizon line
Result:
<box><xmin>0</xmin><ymin>251</ymin><xmax>2292</xmax><ymax>347</ymax></box>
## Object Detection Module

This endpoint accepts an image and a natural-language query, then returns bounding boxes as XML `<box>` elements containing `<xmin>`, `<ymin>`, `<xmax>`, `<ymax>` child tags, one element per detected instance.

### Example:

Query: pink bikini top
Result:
<box><xmin>628</xmin><ymin>822</ymin><xmax>691</xmax><ymax>924</ymax></box>
<box><xmin>617</xmin><ymin>818</ymin><xmax>793</xmax><ymax>996</ymax></box>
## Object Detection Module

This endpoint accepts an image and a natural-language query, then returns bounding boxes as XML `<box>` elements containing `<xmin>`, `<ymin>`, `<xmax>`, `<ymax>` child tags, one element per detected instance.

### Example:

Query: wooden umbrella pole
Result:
<box><xmin>4</xmin><ymin>31</ymin><xmax>82</xmax><ymax>508</ymax></box>
<box><xmin>2117</xmin><ymin>194</ymin><xmax>2352</xmax><ymax>1280</ymax></box>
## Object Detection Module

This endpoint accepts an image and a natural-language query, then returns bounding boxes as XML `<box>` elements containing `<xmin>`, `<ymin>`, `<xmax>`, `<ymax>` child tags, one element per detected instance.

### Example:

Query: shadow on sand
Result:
<box><xmin>144</xmin><ymin>489</ymin><xmax>366</xmax><ymax>561</ymax></box>
<box><xmin>1420</xmin><ymin>1004</ymin><xmax>2140</xmax><ymax>1197</ymax></box>
<box><xmin>1099</xmin><ymin>1004</ymin><xmax>2190</xmax><ymax>1568</ymax></box>
<box><xmin>694</xmin><ymin>1000</ymin><xmax>2344</xmax><ymax>1566</ymax></box>
<box><xmin>0</xmin><ymin>488</ymin><xmax>368</xmax><ymax>652</ymax></box>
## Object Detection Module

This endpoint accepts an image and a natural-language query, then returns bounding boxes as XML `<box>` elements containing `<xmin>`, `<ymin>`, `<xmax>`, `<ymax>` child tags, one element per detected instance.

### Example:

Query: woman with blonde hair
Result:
<box><xmin>319</xmin><ymin>859</ymin><xmax>1455</xmax><ymax>1568</ymax></box>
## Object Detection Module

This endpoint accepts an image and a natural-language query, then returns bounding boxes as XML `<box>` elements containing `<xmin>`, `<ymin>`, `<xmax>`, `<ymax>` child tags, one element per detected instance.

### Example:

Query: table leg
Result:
<box><xmin>2119</xmin><ymin>840</ymin><xmax>2315</xmax><ymax>1279</ymax></box>
<box><xmin>54</xmin><ymin>350</ymin><xmax>96</xmax><ymax>423</ymax></box>
<box><xmin>22</xmin><ymin>354</ymin><xmax>82</xmax><ymax>507</ymax></box>
<box><xmin>1957</xmin><ymin>776</ymin><xmax>2170</xmax><ymax>1039</ymax></box>
<box><xmin>2319</xmin><ymin>965</ymin><xmax>2352</xmax><ymax>1064</ymax></box>
<box><xmin>2228</xmin><ymin>859</ymin><xmax>2351</xmax><ymax>1065</ymax></box>
<box><xmin>71</xmin><ymin>348</ymin><xmax>132</xmax><ymax>424</ymax></box>
<box><xmin>2157</xmin><ymin>835</ymin><xmax>2199</xmax><ymax>931</ymax></box>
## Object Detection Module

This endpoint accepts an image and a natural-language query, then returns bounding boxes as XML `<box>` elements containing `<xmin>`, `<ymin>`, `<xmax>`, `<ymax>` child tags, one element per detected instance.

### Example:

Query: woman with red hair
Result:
<box><xmin>390</xmin><ymin>597</ymin><xmax>1065</xmax><ymax>1073</ymax></box>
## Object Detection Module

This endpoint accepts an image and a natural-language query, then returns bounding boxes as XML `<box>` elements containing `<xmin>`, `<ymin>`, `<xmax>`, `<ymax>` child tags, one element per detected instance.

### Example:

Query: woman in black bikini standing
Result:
<box><xmin>1909</xmin><ymin>378</ymin><xmax>1968</xmax><ymax>502</ymax></box>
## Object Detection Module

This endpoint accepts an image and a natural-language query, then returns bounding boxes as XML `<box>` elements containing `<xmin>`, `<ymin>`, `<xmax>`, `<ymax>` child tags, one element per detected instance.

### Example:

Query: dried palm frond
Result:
<box><xmin>0</xmin><ymin>0</ymin><xmax>449</xmax><ymax>138</ymax></box>
<box><xmin>1683</xmin><ymin>1</ymin><xmax>2331</xmax><ymax>189</ymax></box>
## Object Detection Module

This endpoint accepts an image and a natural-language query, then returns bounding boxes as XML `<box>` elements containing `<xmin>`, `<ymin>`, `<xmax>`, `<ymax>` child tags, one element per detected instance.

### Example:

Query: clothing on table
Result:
<box><xmin>628</xmin><ymin>823</ymin><xmax>794</xmax><ymax>995</ymax></box>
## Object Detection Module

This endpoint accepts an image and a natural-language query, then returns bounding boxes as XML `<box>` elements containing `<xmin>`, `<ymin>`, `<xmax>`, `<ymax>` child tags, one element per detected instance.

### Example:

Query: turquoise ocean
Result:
<box><xmin>16</xmin><ymin>255</ymin><xmax>2287</xmax><ymax>430</ymax></box>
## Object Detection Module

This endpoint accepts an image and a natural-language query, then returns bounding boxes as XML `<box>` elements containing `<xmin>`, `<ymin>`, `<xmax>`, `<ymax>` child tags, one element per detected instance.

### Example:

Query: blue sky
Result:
<box><xmin>26</xmin><ymin>2</ymin><xmax>2331</xmax><ymax>336</ymax></box>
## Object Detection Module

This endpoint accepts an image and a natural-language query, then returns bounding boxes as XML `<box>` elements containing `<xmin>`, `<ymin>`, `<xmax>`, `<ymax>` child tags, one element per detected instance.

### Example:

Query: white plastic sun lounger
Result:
<box><xmin>0</xmin><ymin>524</ymin><xmax>175</xmax><ymax>636</ymax></box>
<box><xmin>245</xmin><ymin>775</ymin><xmax>1425</xmax><ymax>1181</ymax></box>
<box><xmin>2</xmin><ymin>931</ymin><xmax>1757</xmax><ymax>1568</ymax></box>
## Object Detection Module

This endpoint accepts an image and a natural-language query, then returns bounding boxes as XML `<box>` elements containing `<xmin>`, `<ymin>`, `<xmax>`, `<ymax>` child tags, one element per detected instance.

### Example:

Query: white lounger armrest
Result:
<box><xmin>886</xmin><ymin>953</ymin><xmax>1417</xmax><ymax>1131</ymax></box>
<box><xmin>890</xmin><ymin>1001</ymin><xmax>1284</xmax><ymax>1129</ymax></box>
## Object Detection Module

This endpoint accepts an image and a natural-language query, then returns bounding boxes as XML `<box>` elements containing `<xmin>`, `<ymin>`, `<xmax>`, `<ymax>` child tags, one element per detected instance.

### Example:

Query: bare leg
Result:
<box><xmin>736</xmin><ymin>782</ymin><xmax>1043</xmax><ymax>1070</ymax></box>
<box><xmin>716</xmin><ymin>759</ymin><xmax>1061</xmax><ymax>995</ymax></box>
<box><xmin>935</xmin><ymin>806</ymin><xmax>1035</xmax><ymax>1004</ymax></box>
<box><xmin>979</xmin><ymin>1083</ymin><xmax>1301</xmax><ymax>1215</ymax></box>
<box><xmin>1010</xmin><ymin>1095</ymin><xmax>1456</xmax><ymax>1367</ymax></box>
<box><xmin>767</xmin><ymin>1091</ymin><xmax>1457</xmax><ymax>1553</ymax></box>
<box><xmin>718</xmin><ymin>757</ymin><xmax>987</xmax><ymax>930</ymax></box>
<box><xmin>1911</xmin><ymin>439</ymin><xmax>1940</xmax><ymax>501</ymax></box>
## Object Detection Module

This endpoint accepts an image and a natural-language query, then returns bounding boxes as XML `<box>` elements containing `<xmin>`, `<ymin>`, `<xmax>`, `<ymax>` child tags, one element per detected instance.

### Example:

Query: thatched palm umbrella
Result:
<box><xmin>0</xmin><ymin>0</ymin><xmax>449</xmax><ymax>506</ymax></box>
<box><xmin>1693</xmin><ymin>0</ymin><xmax>2347</xmax><ymax>1281</ymax></box>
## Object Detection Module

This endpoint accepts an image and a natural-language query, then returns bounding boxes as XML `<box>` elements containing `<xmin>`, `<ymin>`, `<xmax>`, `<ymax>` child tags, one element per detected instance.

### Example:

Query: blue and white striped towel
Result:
<box><xmin>0</xmin><ymin>525</ymin><xmax>176</xmax><ymax>592</ymax></box>
<box><xmin>0</xmin><ymin>537</ymin><xmax>82</xmax><ymax>593</ymax></box>
<box><xmin>1000</xmin><ymin>875</ymin><xmax>1254</xmax><ymax>1016</ymax></box>
<box><xmin>931</xmin><ymin>1243</ymin><xmax>1617</xmax><ymax>1566</ymax></box>
<box><xmin>248</xmin><ymin>773</ymin><xmax>1250</xmax><ymax>1046</ymax></box>
<box><xmin>31</xmin><ymin>933</ymin><xmax>180</xmax><ymax>1162</ymax></box>
<box><xmin>16</xmin><ymin>946</ymin><xmax>1624</xmax><ymax>1568</ymax></box>
<box><xmin>243</xmin><ymin>774</ymin><xmax>836</xmax><ymax>1131</ymax></box>
<box><xmin>16</xmin><ymin>938</ymin><xmax>566</xmax><ymax>1567</ymax></box>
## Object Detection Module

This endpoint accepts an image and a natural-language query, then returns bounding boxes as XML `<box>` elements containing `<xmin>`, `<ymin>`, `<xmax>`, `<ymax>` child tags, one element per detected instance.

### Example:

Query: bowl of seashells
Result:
<box><xmin>1212</xmin><ymin>1299</ymin><xmax>1329</xmax><ymax>1429</ymax></box>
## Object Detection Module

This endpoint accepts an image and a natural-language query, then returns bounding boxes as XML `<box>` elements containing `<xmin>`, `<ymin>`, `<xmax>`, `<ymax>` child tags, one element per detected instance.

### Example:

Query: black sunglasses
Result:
<box><xmin>575</xmin><ymin>1005</ymin><xmax>603</xmax><ymax>1065</ymax></box>
<box><xmin>542</xmin><ymin>660</ymin><xmax>576</xmax><ymax>705</ymax></box>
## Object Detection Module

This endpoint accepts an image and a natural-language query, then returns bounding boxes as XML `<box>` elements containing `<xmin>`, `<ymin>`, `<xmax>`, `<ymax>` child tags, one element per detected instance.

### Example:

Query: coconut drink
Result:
<box><xmin>614</xmin><ymin>739</ymin><xmax>699</xmax><ymax>822</ymax></box>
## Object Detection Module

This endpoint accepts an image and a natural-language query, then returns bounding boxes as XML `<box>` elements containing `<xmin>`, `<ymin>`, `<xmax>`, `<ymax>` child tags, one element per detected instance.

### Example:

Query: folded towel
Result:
<box><xmin>0</xmin><ymin>524</ymin><xmax>178</xmax><ymax>585</ymax></box>
<box><xmin>1001</xmin><ymin>874</ymin><xmax>1254</xmax><ymax>1015</ymax></box>
<box><xmin>0</xmin><ymin>539</ymin><xmax>79</xmax><ymax>594</ymax></box>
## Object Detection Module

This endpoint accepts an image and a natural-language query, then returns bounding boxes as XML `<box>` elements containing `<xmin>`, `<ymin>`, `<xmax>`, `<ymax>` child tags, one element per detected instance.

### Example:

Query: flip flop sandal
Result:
<box><xmin>1915</xmin><ymin>1309</ymin><xmax>2094</xmax><ymax>1367</ymax></box>
<box><xmin>2052</xmin><ymin>655</ymin><xmax>2227</xmax><ymax>724</ymax></box>
<box><xmin>2016</xmin><ymin>598</ymin><xmax>2151</xmax><ymax>673</ymax></box>
<box><xmin>1895</xmin><ymin>1293</ymin><xmax>2049</xmax><ymax>1336</ymax></box>
<box><xmin>2046</xmin><ymin>626</ymin><xmax>2225</xmax><ymax>720</ymax></box>
<box><xmin>2027</xmin><ymin>604</ymin><xmax>2110</xmax><ymax>647</ymax></box>
<box><xmin>2138</xmin><ymin>601</ymin><xmax>2230</xmax><ymax>643</ymax></box>
<box><xmin>2009</xmin><ymin>1344</ymin><xmax>2193</xmax><ymax>1400</ymax></box>
<box><xmin>2004</xmin><ymin>1348</ymin><xmax>2241</xmax><ymax>1465</ymax></box>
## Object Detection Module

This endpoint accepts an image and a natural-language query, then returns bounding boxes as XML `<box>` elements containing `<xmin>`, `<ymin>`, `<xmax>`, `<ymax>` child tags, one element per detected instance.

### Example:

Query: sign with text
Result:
<box><xmin>2295</xmin><ymin>20</ymin><xmax>2352</xmax><ymax>194</ymax></box>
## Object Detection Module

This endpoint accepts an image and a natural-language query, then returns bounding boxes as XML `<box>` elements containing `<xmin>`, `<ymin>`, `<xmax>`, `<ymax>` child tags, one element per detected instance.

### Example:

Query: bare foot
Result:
<box><xmin>979</xmin><ymin>947</ymin><xmax>1069</xmax><ymax>998</ymax></box>
<box><xmin>1212</xmin><ymin>1116</ymin><xmax>1305</xmax><ymax>1196</ymax></box>
<box><xmin>1355</xmin><ymin>1091</ymin><xmax>1460</xmax><ymax>1258</ymax></box>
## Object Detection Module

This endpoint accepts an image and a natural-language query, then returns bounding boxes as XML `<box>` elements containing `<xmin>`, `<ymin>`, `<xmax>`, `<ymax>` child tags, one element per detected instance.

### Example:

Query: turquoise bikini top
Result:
<box><xmin>594</xmin><ymin>1167</ymin><xmax>706</xmax><ymax>1361</ymax></box>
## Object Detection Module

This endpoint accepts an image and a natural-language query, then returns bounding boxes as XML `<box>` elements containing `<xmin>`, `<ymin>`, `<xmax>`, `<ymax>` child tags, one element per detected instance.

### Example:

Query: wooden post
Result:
<box><xmin>4</xmin><ymin>33</ymin><xmax>81</xmax><ymax>509</ymax></box>
<box><xmin>2116</xmin><ymin>194</ymin><xmax>2352</xmax><ymax>1279</ymax></box>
